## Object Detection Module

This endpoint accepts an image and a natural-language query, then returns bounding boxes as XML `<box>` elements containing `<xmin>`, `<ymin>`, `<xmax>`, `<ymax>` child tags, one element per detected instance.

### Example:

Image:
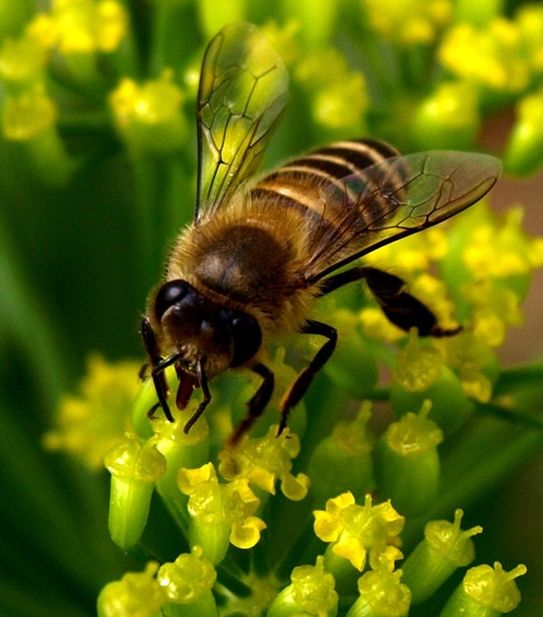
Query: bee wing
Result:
<box><xmin>305</xmin><ymin>151</ymin><xmax>502</xmax><ymax>283</ymax></box>
<box><xmin>195</xmin><ymin>22</ymin><xmax>288</xmax><ymax>221</ymax></box>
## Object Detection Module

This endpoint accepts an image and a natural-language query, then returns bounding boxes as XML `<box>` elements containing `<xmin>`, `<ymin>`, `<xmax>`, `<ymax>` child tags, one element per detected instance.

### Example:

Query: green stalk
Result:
<box><xmin>403</xmin><ymin>416</ymin><xmax>543</xmax><ymax>546</ymax></box>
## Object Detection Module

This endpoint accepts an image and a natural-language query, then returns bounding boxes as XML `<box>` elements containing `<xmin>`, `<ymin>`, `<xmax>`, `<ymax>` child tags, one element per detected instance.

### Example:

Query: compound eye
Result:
<box><xmin>230</xmin><ymin>313</ymin><xmax>262</xmax><ymax>366</ymax></box>
<box><xmin>154</xmin><ymin>279</ymin><xmax>190</xmax><ymax>322</ymax></box>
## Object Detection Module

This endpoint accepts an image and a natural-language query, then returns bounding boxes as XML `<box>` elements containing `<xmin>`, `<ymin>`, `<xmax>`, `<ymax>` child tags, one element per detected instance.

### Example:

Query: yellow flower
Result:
<box><xmin>314</xmin><ymin>493</ymin><xmax>404</xmax><ymax>571</ymax></box>
<box><xmin>218</xmin><ymin>425</ymin><xmax>310</xmax><ymax>501</ymax></box>
<box><xmin>52</xmin><ymin>0</ymin><xmax>128</xmax><ymax>54</ymax></box>
<box><xmin>44</xmin><ymin>355</ymin><xmax>139</xmax><ymax>469</ymax></box>
<box><xmin>97</xmin><ymin>562</ymin><xmax>166</xmax><ymax>617</ymax></box>
<box><xmin>109</xmin><ymin>70</ymin><xmax>187</xmax><ymax>151</ymax></box>
<box><xmin>439</xmin><ymin>19</ymin><xmax>530</xmax><ymax>93</ymax></box>
<box><xmin>362</xmin><ymin>0</ymin><xmax>452</xmax><ymax>44</ymax></box>
<box><xmin>178</xmin><ymin>462</ymin><xmax>267</xmax><ymax>550</ymax></box>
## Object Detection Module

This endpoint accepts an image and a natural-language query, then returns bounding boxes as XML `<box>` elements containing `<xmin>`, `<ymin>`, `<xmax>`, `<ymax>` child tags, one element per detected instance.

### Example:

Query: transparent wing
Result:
<box><xmin>305</xmin><ymin>151</ymin><xmax>502</xmax><ymax>283</ymax></box>
<box><xmin>196</xmin><ymin>22</ymin><xmax>288</xmax><ymax>221</ymax></box>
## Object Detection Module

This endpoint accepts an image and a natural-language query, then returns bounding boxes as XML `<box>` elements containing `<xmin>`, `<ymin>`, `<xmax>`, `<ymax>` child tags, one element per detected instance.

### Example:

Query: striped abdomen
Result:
<box><xmin>250</xmin><ymin>139</ymin><xmax>405</xmax><ymax>277</ymax></box>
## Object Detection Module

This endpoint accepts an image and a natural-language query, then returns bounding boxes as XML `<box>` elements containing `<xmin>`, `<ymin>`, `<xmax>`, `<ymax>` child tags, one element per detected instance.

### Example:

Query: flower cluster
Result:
<box><xmin>1</xmin><ymin>1</ymin><xmax>541</xmax><ymax>617</ymax></box>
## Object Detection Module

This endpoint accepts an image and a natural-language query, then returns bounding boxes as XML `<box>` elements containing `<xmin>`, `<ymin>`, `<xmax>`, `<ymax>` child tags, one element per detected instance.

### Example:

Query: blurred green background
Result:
<box><xmin>0</xmin><ymin>1</ymin><xmax>542</xmax><ymax>616</ymax></box>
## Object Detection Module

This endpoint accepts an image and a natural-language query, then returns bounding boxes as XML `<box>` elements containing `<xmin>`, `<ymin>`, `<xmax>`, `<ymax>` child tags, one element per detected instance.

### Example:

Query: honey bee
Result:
<box><xmin>141</xmin><ymin>22</ymin><xmax>501</xmax><ymax>443</ymax></box>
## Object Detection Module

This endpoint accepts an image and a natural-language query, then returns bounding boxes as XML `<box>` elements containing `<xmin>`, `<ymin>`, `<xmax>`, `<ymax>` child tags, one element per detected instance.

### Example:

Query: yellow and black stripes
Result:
<box><xmin>250</xmin><ymin>139</ymin><xmax>406</xmax><ymax>275</ymax></box>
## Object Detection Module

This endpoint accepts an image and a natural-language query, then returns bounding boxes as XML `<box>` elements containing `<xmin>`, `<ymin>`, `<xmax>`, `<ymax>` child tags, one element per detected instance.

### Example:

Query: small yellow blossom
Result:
<box><xmin>157</xmin><ymin>546</ymin><xmax>216</xmax><ymax>604</ymax></box>
<box><xmin>355</xmin><ymin>569</ymin><xmax>411</xmax><ymax>617</ymax></box>
<box><xmin>393</xmin><ymin>332</ymin><xmax>445</xmax><ymax>392</ymax></box>
<box><xmin>439</xmin><ymin>19</ymin><xmax>530</xmax><ymax>93</ymax></box>
<box><xmin>98</xmin><ymin>562</ymin><xmax>166</xmax><ymax>617</ymax></box>
<box><xmin>516</xmin><ymin>5</ymin><xmax>543</xmax><ymax>73</ymax></box>
<box><xmin>178</xmin><ymin>462</ymin><xmax>266</xmax><ymax>550</ymax></box>
<box><xmin>462</xmin><ymin>207</ymin><xmax>543</xmax><ymax>280</ymax></box>
<box><xmin>218</xmin><ymin>425</ymin><xmax>310</xmax><ymax>501</ymax></box>
<box><xmin>52</xmin><ymin>0</ymin><xmax>128</xmax><ymax>54</ymax></box>
<box><xmin>462</xmin><ymin>562</ymin><xmax>527</xmax><ymax>613</ymax></box>
<box><xmin>291</xmin><ymin>556</ymin><xmax>338</xmax><ymax>616</ymax></box>
<box><xmin>314</xmin><ymin>493</ymin><xmax>404</xmax><ymax>571</ymax></box>
<box><xmin>360</xmin><ymin>307</ymin><xmax>405</xmax><ymax>342</ymax></box>
<box><xmin>362</xmin><ymin>0</ymin><xmax>452</xmax><ymax>44</ymax></box>
<box><xmin>44</xmin><ymin>355</ymin><xmax>139</xmax><ymax>469</ymax></box>
<box><xmin>435</xmin><ymin>331</ymin><xmax>496</xmax><ymax>402</ymax></box>
<box><xmin>1</xmin><ymin>82</ymin><xmax>58</xmax><ymax>141</ymax></box>
<box><xmin>109</xmin><ymin>70</ymin><xmax>187</xmax><ymax>151</ymax></box>
<box><xmin>26</xmin><ymin>14</ymin><xmax>59</xmax><ymax>50</ymax></box>
<box><xmin>0</xmin><ymin>34</ymin><xmax>48</xmax><ymax>82</ymax></box>
<box><xmin>295</xmin><ymin>48</ymin><xmax>368</xmax><ymax>131</ymax></box>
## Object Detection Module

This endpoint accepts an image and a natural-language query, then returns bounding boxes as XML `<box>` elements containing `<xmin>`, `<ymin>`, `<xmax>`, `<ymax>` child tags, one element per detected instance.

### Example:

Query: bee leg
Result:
<box><xmin>230</xmin><ymin>363</ymin><xmax>275</xmax><ymax>446</ymax></box>
<box><xmin>183</xmin><ymin>357</ymin><xmax>211</xmax><ymax>434</ymax></box>
<box><xmin>278</xmin><ymin>320</ymin><xmax>337</xmax><ymax>436</ymax></box>
<box><xmin>141</xmin><ymin>317</ymin><xmax>176</xmax><ymax>422</ymax></box>
<box><xmin>320</xmin><ymin>266</ymin><xmax>460</xmax><ymax>337</ymax></box>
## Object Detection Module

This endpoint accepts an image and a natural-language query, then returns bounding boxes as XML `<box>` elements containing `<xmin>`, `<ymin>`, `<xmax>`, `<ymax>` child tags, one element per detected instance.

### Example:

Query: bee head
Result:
<box><xmin>153</xmin><ymin>279</ymin><xmax>262</xmax><ymax>373</ymax></box>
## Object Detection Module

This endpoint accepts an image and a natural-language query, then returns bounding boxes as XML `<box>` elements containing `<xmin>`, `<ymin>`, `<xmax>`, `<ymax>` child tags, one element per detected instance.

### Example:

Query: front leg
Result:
<box><xmin>278</xmin><ymin>320</ymin><xmax>337</xmax><ymax>436</ymax></box>
<box><xmin>140</xmin><ymin>317</ymin><xmax>177</xmax><ymax>422</ymax></box>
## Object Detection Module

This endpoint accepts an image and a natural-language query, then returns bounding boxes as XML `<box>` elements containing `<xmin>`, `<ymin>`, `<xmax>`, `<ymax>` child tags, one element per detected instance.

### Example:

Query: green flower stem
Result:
<box><xmin>493</xmin><ymin>364</ymin><xmax>543</xmax><ymax>397</ymax></box>
<box><xmin>402</xmin><ymin>416</ymin><xmax>543</xmax><ymax>546</ymax></box>
<box><xmin>478</xmin><ymin>402</ymin><xmax>543</xmax><ymax>432</ymax></box>
<box><xmin>150</xmin><ymin>0</ymin><xmax>200</xmax><ymax>74</ymax></box>
<box><xmin>23</xmin><ymin>128</ymin><xmax>75</xmax><ymax>186</ymax></box>
<box><xmin>162</xmin><ymin>592</ymin><xmax>218</xmax><ymax>617</ymax></box>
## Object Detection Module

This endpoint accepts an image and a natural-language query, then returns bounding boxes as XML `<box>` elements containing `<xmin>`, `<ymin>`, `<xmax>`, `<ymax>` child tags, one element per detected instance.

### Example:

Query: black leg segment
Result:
<box><xmin>278</xmin><ymin>320</ymin><xmax>337</xmax><ymax>436</ymax></box>
<box><xmin>141</xmin><ymin>317</ymin><xmax>178</xmax><ymax>422</ymax></box>
<box><xmin>230</xmin><ymin>362</ymin><xmax>275</xmax><ymax>445</ymax></box>
<box><xmin>320</xmin><ymin>266</ymin><xmax>460</xmax><ymax>337</ymax></box>
<box><xmin>183</xmin><ymin>357</ymin><xmax>212</xmax><ymax>434</ymax></box>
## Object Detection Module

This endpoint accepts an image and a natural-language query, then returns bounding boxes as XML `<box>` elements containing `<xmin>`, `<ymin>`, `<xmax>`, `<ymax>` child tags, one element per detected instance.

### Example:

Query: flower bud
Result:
<box><xmin>267</xmin><ymin>556</ymin><xmax>338</xmax><ymax>617</ymax></box>
<box><xmin>504</xmin><ymin>91</ymin><xmax>543</xmax><ymax>175</ymax></box>
<box><xmin>391</xmin><ymin>365</ymin><xmax>474</xmax><ymax>436</ymax></box>
<box><xmin>157</xmin><ymin>546</ymin><xmax>218</xmax><ymax>617</ymax></box>
<box><xmin>411</xmin><ymin>81</ymin><xmax>479</xmax><ymax>150</ymax></box>
<box><xmin>307</xmin><ymin>402</ymin><xmax>374</xmax><ymax>502</ymax></box>
<box><xmin>346</xmin><ymin>569</ymin><xmax>411</xmax><ymax>617</ymax></box>
<box><xmin>439</xmin><ymin>562</ymin><xmax>527</xmax><ymax>616</ymax></box>
<box><xmin>401</xmin><ymin>509</ymin><xmax>482</xmax><ymax>604</ymax></box>
<box><xmin>374</xmin><ymin>401</ymin><xmax>443</xmax><ymax>516</ymax></box>
<box><xmin>324</xmin><ymin>309</ymin><xmax>378</xmax><ymax>398</ymax></box>
<box><xmin>105</xmin><ymin>433</ymin><xmax>167</xmax><ymax>549</ymax></box>
<box><xmin>97</xmin><ymin>562</ymin><xmax>166</xmax><ymax>617</ymax></box>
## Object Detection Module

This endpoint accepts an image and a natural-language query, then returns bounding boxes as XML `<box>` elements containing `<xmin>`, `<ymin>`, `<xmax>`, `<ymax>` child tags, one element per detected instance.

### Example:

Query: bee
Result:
<box><xmin>141</xmin><ymin>22</ymin><xmax>501</xmax><ymax>444</ymax></box>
